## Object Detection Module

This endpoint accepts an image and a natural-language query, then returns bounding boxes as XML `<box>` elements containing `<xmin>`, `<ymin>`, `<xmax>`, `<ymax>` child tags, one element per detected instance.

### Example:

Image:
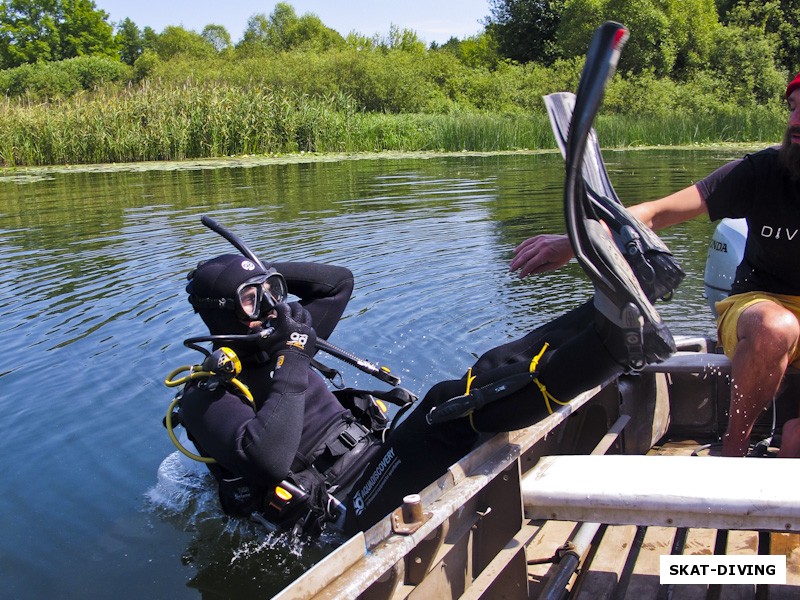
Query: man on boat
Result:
<box><xmin>513</xmin><ymin>72</ymin><xmax>800</xmax><ymax>458</ymax></box>
<box><xmin>172</xmin><ymin>187</ymin><xmax>677</xmax><ymax>536</ymax></box>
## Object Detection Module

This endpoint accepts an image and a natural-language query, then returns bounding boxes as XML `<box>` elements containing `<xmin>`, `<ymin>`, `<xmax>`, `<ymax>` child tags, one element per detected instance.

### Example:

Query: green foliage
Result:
<box><xmin>437</xmin><ymin>32</ymin><xmax>501</xmax><ymax>69</ymax></box>
<box><xmin>606</xmin><ymin>0</ymin><xmax>674</xmax><ymax>76</ymax></box>
<box><xmin>485</xmin><ymin>0</ymin><xmax>567</xmax><ymax>64</ymax></box>
<box><xmin>0</xmin><ymin>0</ymin><xmax>794</xmax><ymax>167</ymax></box>
<box><xmin>725</xmin><ymin>0</ymin><xmax>800</xmax><ymax>74</ymax></box>
<box><xmin>661</xmin><ymin>0</ymin><xmax>719</xmax><ymax>76</ymax></box>
<box><xmin>560</xmin><ymin>0</ymin><xmax>719</xmax><ymax>78</ymax></box>
<box><xmin>376</xmin><ymin>24</ymin><xmax>426</xmax><ymax>53</ymax></box>
<box><xmin>0</xmin><ymin>0</ymin><xmax>118</xmax><ymax>68</ymax></box>
<box><xmin>141</xmin><ymin>26</ymin><xmax>158</xmax><ymax>51</ymax></box>
<box><xmin>557</xmin><ymin>0</ymin><xmax>606</xmax><ymax>59</ymax></box>
<box><xmin>236</xmin><ymin>2</ymin><xmax>344</xmax><ymax>56</ymax></box>
<box><xmin>115</xmin><ymin>17</ymin><xmax>142</xmax><ymax>65</ymax></box>
<box><xmin>202</xmin><ymin>24</ymin><xmax>231</xmax><ymax>53</ymax></box>
<box><xmin>706</xmin><ymin>23</ymin><xmax>786</xmax><ymax>105</ymax></box>
<box><xmin>132</xmin><ymin>49</ymin><xmax>159</xmax><ymax>82</ymax></box>
<box><xmin>344</xmin><ymin>32</ymin><xmax>377</xmax><ymax>51</ymax></box>
<box><xmin>0</xmin><ymin>80</ymin><xmax>782</xmax><ymax>167</ymax></box>
<box><xmin>143</xmin><ymin>46</ymin><xmax>563</xmax><ymax>114</ymax></box>
<box><xmin>59</xmin><ymin>0</ymin><xmax>117</xmax><ymax>59</ymax></box>
<box><xmin>0</xmin><ymin>54</ymin><xmax>130</xmax><ymax>98</ymax></box>
<box><xmin>150</xmin><ymin>25</ymin><xmax>215</xmax><ymax>61</ymax></box>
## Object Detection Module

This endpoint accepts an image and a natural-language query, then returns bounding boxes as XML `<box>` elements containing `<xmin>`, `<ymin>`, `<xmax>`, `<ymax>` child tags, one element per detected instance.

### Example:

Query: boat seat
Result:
<box><xmin>640</xmin><ymin>351</ymin><xmax>799</xmax><ymax>376</ymax></box>
<box><xmin>640</xmin><ymin>351</ymin><xmax>731</xmax><ymax>375</ymax></box>
<box><xmin>522</xmin><ymin>454</ymin><xmax>800</xmax><ymax>531</ymax></box>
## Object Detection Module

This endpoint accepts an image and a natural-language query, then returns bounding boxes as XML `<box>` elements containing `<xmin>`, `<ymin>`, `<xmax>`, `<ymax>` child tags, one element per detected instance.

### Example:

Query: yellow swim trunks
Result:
<box><xmin>716</xmin><ymin>291</ymin><xmax>800</xmax><ymax>366</ymax></box>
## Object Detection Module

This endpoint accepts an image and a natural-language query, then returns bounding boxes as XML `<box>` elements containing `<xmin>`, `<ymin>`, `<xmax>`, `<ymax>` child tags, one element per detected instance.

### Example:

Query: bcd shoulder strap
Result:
<box><xmin>333</xmin><ymin>386</ymin><xmax>417</xmax><ymax>432</ymax></box>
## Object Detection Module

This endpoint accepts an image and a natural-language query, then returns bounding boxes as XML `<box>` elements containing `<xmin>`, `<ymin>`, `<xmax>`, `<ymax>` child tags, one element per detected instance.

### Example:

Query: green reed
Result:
<box><xmin>0</xmin><ymin>82</ymin><xmax>787</xmax><ymax>167</ymax></box>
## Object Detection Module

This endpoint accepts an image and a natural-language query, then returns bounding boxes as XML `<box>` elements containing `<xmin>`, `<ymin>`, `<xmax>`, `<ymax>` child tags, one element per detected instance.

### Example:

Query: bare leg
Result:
<box><xmin>723</xmin><ymin>302</ymin><xmax>799</xmax><ymax>457</ymax></box>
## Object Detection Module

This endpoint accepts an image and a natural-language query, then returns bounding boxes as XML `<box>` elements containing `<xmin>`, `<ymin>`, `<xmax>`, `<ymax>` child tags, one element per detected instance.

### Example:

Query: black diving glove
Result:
<box><xmin>258</xmin><ymin>302</ymin><xmax>317</xmax><ymax>359</ymax></box>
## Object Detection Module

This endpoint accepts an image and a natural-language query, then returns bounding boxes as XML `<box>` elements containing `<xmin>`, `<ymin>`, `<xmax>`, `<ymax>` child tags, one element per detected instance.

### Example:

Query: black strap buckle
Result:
<box><xmin>338</xmin><ymin>422</ymin><xmax>369</xmax><ymax>449</ymax></box>
<box><xmin>339</xmin><ymin>429</ymin><xmax>357</xmax><ymax>449</ymax></box>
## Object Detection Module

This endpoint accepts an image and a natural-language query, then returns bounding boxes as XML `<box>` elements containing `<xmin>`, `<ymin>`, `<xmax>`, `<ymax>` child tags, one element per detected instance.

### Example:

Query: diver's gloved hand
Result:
<box><xmin>258</xmin><ymin>302</ymin><xmax>317</xmax><ymax>359</ymax></box>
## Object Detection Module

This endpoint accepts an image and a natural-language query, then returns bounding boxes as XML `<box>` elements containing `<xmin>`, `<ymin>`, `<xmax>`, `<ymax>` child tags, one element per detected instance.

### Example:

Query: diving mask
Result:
<box><xmin>189</xmin><ymin>267</ymin><xmax>288</xmax><ymax>322</ymax></box>
<box><xmin>236</xmin><ymin>271</ymin><xmax>288</xmax><ymax>320</ymax></box>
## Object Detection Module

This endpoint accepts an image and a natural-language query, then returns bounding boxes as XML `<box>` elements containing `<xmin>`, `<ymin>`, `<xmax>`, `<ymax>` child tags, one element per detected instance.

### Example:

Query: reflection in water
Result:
<box><xmin>0</xmin><ymin>150</ymin><xmax>739</xmax><ymax>599</ymax></box>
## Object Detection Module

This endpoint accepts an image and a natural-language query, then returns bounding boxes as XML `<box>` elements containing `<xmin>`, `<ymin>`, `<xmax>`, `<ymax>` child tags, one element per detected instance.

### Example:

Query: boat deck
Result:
<box><xmin>525</xmin><ymin>439</ymin><xmax>800</xmax><ymax>599</ymax></box>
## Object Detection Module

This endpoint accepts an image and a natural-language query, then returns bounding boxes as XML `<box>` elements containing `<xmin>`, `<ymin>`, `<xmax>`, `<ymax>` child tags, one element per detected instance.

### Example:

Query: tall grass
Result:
<box><xmin>0</xmin><ymin>81</ymin><xmax>786</xmax><ymax>167</ymax></box>
<box><xmin>595</xmin><ymin>106</ymin><xmax>785</xmax><ymax>147</ymax></box>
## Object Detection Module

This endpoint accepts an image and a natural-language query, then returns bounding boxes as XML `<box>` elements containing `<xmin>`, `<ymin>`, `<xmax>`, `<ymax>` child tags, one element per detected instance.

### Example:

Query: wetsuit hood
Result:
<box><xmin>186</xmin><ymin>253</ymin><xmax>269</xmax><ymax>336</ymax></box>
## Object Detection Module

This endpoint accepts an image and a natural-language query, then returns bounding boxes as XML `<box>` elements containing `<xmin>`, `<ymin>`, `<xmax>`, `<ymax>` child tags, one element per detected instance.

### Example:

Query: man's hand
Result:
<box><xmin>509</xmin><ymin>234</ymin><xmax>574</xmax><ymax>278</ymax></box>
<box><xmin>259</xmin><ymin>302</ymin><xmax>317</xmax><ymax>358</ymax></box>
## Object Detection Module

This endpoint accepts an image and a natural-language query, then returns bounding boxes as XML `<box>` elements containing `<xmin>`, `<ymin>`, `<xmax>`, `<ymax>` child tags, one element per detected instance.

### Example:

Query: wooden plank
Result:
<box><xmin>648</xmin><ymin>439</ymin><xmax>715</xmax><ymax>457</ymax></box>
<box><xmin>572</xmin><ymin>525</ymin><xmax>639</xmax><ymax>600</ymax></box>
<box><xmin>623</xmin><ymin>526</ymin><xmax>675</xmax><ymax>599</ymax></box>
<box><xmin>771</xmin><ymin>532</ymin><xmax>800</xmax><ymax>585</ymax></box>
<box><xmin>766</xmin><ymin>533</ymin><xmax>800</xmax><ymax>600</ymax></box>
<box><xmin>717</xmin><ymin>530</ymin><xmax>760</xmax><ymax>600</ymax></box>
<box><xmin>664</xmin><ymin>529</ymin><xmax>715</xmax><ymax>600</ymax></box>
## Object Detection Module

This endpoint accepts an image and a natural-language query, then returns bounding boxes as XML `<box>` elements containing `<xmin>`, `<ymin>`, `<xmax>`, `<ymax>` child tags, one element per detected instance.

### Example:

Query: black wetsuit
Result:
<box><xmin>342</xmin><ymin>300</ymin><xmax>622</xmax><ymax>532</ymax></box>
<box><xmin>180</xmin><ymin>263</ymin><xmax>624</xmax><ymax>535</ymax></box>
<box><xmin>180</xmin><ymin>262</ymin><xmax>360</xmax><ymax>510</ymax></box>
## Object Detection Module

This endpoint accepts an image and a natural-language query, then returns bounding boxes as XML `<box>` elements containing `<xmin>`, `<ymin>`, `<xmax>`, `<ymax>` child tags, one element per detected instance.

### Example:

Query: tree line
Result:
<box><xmin>0</xmin><ymin>0</ymin><xmax>791</xmax><ymax>166</ymax></box>
<box><xmin>0</xmin><ymin>0</ymin><xmax>796</xmax><ymax>117</ymax></box>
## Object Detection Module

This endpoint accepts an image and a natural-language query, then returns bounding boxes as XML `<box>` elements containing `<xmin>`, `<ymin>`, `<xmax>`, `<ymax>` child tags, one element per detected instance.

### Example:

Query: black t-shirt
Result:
<box><xmin>698</xmin><ymin>147</ymin><xmax>800</xmax><ymax>295</ymax></box>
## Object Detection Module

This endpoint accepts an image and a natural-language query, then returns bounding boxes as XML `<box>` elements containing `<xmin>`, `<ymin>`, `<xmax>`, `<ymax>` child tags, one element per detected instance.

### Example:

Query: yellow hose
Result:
<box><xmin>165</xmin><ymin>396</ymin><xmax>216</xmax><ymax>464</ymax></box>
<box><xmin>164</xmin><ymin>365</ymin><xmax>211</xmax><ymax>388</ymax></box>
<box><xmin>165</xmin><ymin>365</ymin><xmax>254</xmax><ymax>406</ymax></box>
<box><xmin>163</xmin><ymin>351</ymin><xmax>255</xmax><ymax>463</ymax></box>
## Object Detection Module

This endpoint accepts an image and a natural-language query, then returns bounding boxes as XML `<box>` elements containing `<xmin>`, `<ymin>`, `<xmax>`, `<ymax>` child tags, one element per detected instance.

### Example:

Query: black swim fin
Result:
<box><xmin>545</xmin><ymin>91</ymin><xmax>685</xmax><ymax>302</ymax></box>
<box><xmin>563</xmin><ymin>22</ymin><xmax>675</xmax><ymax>371</ymax></box>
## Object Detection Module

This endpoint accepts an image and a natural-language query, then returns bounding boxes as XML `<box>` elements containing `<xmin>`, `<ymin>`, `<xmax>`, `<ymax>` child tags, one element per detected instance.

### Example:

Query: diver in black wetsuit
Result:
<box><xmin>168</xmin><ymin>18</ymin><xmax>678</xmax><ymax>539</ymax></box>
<box><xmin>172</xmin><ymin>197</ymin><xmax>677</xmax><ymax>536</ymax></box>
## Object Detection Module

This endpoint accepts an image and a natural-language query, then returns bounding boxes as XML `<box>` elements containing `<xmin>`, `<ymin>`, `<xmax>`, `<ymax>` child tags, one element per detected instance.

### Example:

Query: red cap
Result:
<box><xmin>787</xmin><ymin>72</ymin><xmax>800</xmax><ymax>99</ymax></box>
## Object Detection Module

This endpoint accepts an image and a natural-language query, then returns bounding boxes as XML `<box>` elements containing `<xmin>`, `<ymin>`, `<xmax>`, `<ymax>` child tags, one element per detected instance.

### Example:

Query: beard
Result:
<box><xmin>778</xmin><ymin>126</ymin><xmax>800</xmax><ymax>180</ymax></box>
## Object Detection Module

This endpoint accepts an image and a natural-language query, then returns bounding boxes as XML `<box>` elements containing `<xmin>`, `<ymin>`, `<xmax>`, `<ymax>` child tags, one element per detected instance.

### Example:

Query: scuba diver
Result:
<box><xmin>164</xmin><ymin>21</ymin><xmax>677</xmax><ymax>539</ymax></box>
<box><xmin>169</xmin><ymin>198</ymin><xmax>676</xmax><ymax>537</ymax></box>
<box><xmin>168</xmin><ymin>231</ymin><xmax>671</xmax><ymax>536</ymax></box>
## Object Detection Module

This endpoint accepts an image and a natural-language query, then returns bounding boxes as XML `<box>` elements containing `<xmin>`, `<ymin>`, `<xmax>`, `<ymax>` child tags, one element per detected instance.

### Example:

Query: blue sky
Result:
<box><xmin>92</xmin><ymin>1</ymin><xmax>492</xmax><ymax>46</ymax></box>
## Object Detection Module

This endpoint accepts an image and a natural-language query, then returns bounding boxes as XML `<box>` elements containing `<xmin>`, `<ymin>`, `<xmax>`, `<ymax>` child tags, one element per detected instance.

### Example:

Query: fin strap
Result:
<box><xmin>529</xmin><ymin>343</ymin><xmax>567</xmax><ymax>414</ymax></box>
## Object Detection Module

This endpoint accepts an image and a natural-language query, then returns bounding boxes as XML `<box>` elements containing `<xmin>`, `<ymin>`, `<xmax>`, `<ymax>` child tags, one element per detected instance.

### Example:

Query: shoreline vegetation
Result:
<box><xmin>0</xmin><ymin>0</ymin><xmax>792</xmax><ymax>169</ymax></box>
<box><xmin>0</xmin><ymin>81</ymin><xmax>784</xmax><ymax>169</ymax></box>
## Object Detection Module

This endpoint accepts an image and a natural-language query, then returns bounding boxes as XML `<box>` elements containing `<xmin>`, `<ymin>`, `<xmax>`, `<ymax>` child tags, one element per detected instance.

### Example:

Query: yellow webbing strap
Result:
<box><xmin>529</xmin><ymin>342</ymin><xmax>568</xmax><ymax>414</ymax></box>
<box><xmin>464</xmin><ymin>367</ymin><xmax>480</xmax><ymax>432</ymax></box>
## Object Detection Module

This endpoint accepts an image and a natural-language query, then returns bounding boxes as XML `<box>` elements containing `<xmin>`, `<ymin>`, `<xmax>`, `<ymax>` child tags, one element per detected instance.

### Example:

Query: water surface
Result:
<box><xmin>0</xmin><ymin>149</ymin><xmax>743</xmax><ymax>598</ymax></box>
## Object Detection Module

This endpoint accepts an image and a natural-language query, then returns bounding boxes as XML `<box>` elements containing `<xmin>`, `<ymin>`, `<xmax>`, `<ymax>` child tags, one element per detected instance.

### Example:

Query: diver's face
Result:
<box><xmin>238</xmin><ymin>284</ymin><xmax>260</xmax><ymax>318</ymax></box>
<box><xmin>780</xmin><ymin>91</ymin><xmax>800</xmax><ymax>180</ymax></box>
<box><xmin>789</xmin><ymin>88</ymin><xmax>800</xmax><ymax>145</ymax></box>
<box><xmin>236</xmin><ymin>278</ymin><xmax>278</xmax><ymax>326</ymax></box>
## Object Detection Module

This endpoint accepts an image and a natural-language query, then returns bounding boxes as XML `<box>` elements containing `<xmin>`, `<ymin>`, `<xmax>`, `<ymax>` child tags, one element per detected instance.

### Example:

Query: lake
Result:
<box><xmin>0</xmin><ymin>148</ymin><xmax>746</xmax><ymax>598</ymax></box>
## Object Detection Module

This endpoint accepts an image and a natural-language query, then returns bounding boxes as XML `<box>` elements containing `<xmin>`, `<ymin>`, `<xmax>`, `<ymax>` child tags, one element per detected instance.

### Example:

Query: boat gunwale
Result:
<box><xmin>274</xmin><ymin>386</ymin><xmax>602</xmax><ymax>599</ymax></box>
